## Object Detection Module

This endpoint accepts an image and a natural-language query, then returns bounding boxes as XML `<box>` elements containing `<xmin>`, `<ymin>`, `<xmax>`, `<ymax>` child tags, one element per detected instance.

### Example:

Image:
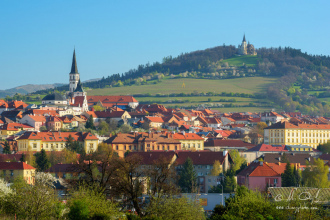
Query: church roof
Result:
<box><xmin>74</xmin><ymin>79</ymin><xmax>84</xmax><ymax>92</ymax></box>
<box><xmin>70</xmin><ymin>49</ymin><xmax>79</xmax><ymax>74</ymax></box>
<box><xmin>243</xmin><ymin>34</ymin><xmax>246</xmax><ymax>42</ymax></box>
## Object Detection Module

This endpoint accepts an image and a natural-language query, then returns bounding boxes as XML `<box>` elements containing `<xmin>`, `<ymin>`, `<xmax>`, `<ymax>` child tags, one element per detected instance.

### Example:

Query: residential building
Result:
<box><xmin>237</xmin><ymin>161</ymin><xmax>281</xmax><ymax>191</ymax></box>
<box><xmin>264</xmin><ymin>121</ymin><xmax>330</xmax><ymax>148</ymax></box>
<box><xmin>172</xmin><ymin>132</ymin><xmax>204</xmax><ymax>150</ymax></box>
<box><xmin>104</xmin><ymin>132</ymin><xmax>181</xmax><ymax>157</ymax></box>
<box><xmin>0</xmin><ymin>162</ymin><xmax>36</xmax><ymax>184</ymax></box>
<box><xmin>175</xmin><ymin>151</ymin><xmax>232</xmax><ymax>193</ymax></box>
<box><xmin>17</xmin><ymin>131</ymin><xmax>99</xmax><ymax>153</ymax></box>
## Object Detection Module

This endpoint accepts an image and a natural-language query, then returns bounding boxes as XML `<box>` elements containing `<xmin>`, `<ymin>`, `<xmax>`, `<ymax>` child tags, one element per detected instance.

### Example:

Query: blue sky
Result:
<box><xmin>0</xmin><ymin>0</ymin><xmax>329</xmax><ymax>90</ymax></box>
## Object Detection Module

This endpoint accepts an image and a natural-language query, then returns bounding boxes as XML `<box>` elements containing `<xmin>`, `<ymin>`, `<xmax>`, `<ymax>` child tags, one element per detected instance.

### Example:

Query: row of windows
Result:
<box><xmin>286</xmin><ymin>138</ymin><xmax>327</xmax><ymax>144</ymax></box>
<box><xmin>182</xmin><ymin>143</ymin><xmax>201</xmax><ymax>148</ymax></box>
<box><xmin>114</xmin><ymin>145</ymin><xmax>178</xmax><ymax>151</ymax></box>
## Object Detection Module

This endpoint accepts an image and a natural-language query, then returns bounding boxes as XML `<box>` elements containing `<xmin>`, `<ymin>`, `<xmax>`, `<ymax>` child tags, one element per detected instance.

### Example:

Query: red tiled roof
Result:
<box><xmin>175</xmin><ymin>151</ymin><xmax>230</xmax><ymax>165</ymax></box>
<box><xmin>265</xmin><ymin>121</ymin><xmax>330</xmax><ymax>130</ymax></box>
<box><xmin>247</xmin><ymin>144</ymin><xmax>288</xmax><ymax>152</ymax></box>
<box><xmin>127</xmin><ymin>151</ymin><xmax>176</xmax><ymax>165</ymax></box>
<box><xmin>238</xmin><ymin>161</ymin><xmax>280</xmax><ymax>177</ymax></box>
<box><xmin>17</xmin><ymin>131</ymin><xmax>98</xmax><ymax>141</ymax></box>
<box><xmin>0</xmin><ymin>162</ymin><xmax>35</xmax><ymax>170</ymax></box>
<box><xmin>204</xmin><ymin>139</ymin><xmax>255</xmax><ymax>148</ymax></box>
<box><xmin>146</xmin><ymin>116</ymin><xmax>164</xmax><ymax>123</ymax></box>
<box><xmin>172</xmin><ymin>132</ymin><xmax>204</xmax><ymax>140</ymax></box>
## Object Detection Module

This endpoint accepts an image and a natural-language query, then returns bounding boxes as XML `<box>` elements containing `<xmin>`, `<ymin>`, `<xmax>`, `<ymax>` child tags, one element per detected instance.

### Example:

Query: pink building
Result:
<box><xmin>237</xmin><ymin>161</ymin><xmax>281</xmax><ymax>191</ymax></box>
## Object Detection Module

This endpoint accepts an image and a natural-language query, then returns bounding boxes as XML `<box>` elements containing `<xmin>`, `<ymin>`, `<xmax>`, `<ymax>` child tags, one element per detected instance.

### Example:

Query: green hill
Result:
<box><xmin>88</xmin><ymin>77</ymin><xmax>275</xmax><ymax>96</ymax></box>
<box><xmin>88</xmin><ymin>77</ymin><xmax>276</xmax><ymax>112</ymax></box>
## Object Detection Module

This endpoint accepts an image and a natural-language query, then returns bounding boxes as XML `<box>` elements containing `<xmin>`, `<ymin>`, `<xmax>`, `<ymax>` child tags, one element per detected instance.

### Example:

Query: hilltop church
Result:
<box><xmin>237</xmin><ymin>34</ymin><xmax>257</xmax><ymax>56</ymax></box>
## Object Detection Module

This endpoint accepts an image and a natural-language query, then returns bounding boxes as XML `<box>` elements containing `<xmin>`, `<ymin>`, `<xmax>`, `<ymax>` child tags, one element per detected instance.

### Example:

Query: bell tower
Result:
<box><xmin>69</xmin><ymin>49</ymin><xmax>80</xmax><ymax>93</ymax></box>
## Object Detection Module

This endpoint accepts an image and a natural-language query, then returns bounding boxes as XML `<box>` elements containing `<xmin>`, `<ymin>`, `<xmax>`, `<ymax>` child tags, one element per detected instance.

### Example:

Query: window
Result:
<box><xmin>61</xmin><ymin>144</ymin><xmax>64</xmax><ymax>148</ymax></box>
<box><xmin>33</xmin><ymin>143</ymin><xmax>37</xmax><ymax>149</ymax></box>
<box><xmin>175</xmin><ymin>146</ymin><xmax>177</xmax><ymax>150</ymax></box>
<box><xmin>56</xmin><ymin>144</ymin><xmax>58</xmax><ymax>148</ymax></box>
<box><xmin>198</xmin><ymin>144</ymin><xmax>201</xmax><ymax>148</ymax></box>
<box><xmin>10</xmin><ymin>170</ymin><xmax>14</xmax><ymax>176</ymax></box>
<box><xmin>129</xmin><ymin>145</ymin><xmax>132</xmax><ymax>150</ymax></box>
<box><xmin>89</xmin><ymin>143</ymin><xmax>94</xmax><ymax>150</ymax></box>
<box><xmin>124</xmin><ymin>146</ymin><xmax>126</xmax><ymax>150</ymax></box>
<box><xmin>274</xmin><ymin>179</ymin><xmax>278</xmax><ymax>184</ymax></box>
<box><xmin>116</xmin><ymin>145</ymin><xmax>118</xmax><ymax>150</ymax></box>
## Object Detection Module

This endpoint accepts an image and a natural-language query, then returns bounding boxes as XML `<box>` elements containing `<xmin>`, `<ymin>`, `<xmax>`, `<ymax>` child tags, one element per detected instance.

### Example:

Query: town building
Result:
<box><xmin>105</xmin><ymin>132</ymin><xmax>181</xmax><ymax>157</ymax></box>
<box><xmin>264</xmin><ymin>121</ymin><xmax>330</xmax><ymax>148</ymax></box>
<box><xmin>172</xmin><ymin>132</ymin><xmax>204</xmax><ymax>150</ymax></box>
<box><xmin>17</xmin><ymin>131</ymin><xmax>98</xmax><ymax>153</ymax></box>
<box><xmin>0</xmin><ymin>162</ymin><xmax>36</xmax><ymax>184</ymax></box>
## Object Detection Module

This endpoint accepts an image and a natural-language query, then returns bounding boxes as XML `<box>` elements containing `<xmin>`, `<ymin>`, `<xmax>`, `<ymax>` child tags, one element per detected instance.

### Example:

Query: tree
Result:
<box><xmin>146</xmin><ymin>196</ymin><xmax>205</xmax><ymax>220</ymax></box>
<box><xmin>2</xmin><ymin>173</ymin><xmax>60</xmax><ymax>219</ymax></box>
<box><xmin>85</xmin><ymin>115</ymin><xmax>95</xmax><ymax>130</ymax></box>
<box><xmin>281</xmin><ymin>162</ymin><xmax>296</xmax><ymax>187</ymax></box>
<box><xmin>67</xmin><ymin>185</ymin><xmax>121</xmax><ymax>220</ymax></box>
<box><xmin>106</xmin><ymin>118</ymin><xmax>118</xmax><ymax>132</ymax></box>
<box><xmin>19</xmin><ymin>153</ymin><xmax>26</xmax><ymax>163</ymax></box>
<box><xmin>39</xmin><ymin>126</ymin><xmax>48</xmax><ymax>132</ymax></box>
<box><xmin>178</xmin><ymin>157</ymin><xmax>197</xmax><ymax>193</ymax></box>
<box><xmin>229</xmin><ymin>150</ymin><xmax>246</xmax><ymax>173</ymax></box>
<box><xmin>221</xmin><ymin>168</ymin><xmax>236</xmax><ymax>193</ymax></box>
<box><xmin>119</xmin><ymin>124</ymin><xmax>132</xmax><ymax>133</ymax></box>
<box><xmin>210</xmin><ymin>160</ymin><xmax>222</xmax><ymax>176</ymax></box>
<box><xmin>35</xmin><ymin>149</ymin><xmax>51</xmax><ymax>172</ymax></box>
<box><xmin>66</xmin><ymin>135</ymin><xmax>84</xmax><ymax>154</ymax></box>
<box><xmin>317</xmin><ymin>141</ymin><xmax>330</xmax><ymax>154</ymax></box>
<box><xmin>146</xmin><ymin>154</ymin><xmax>178</xmax><ymax>197</ymax></box>
<box><xmin>2</xmin><ymin>141</ymin><xmax>11</xmax><ymax>154</ymax></box>
<box><xmin>302</xmin><ymin>158</ymin><xmax>329</xmax><ymax>188</ymax></box>
<box><xmin>97</xmin><ymin>120</ymin><xmax>109</xmax><ymax>135</ymax></box>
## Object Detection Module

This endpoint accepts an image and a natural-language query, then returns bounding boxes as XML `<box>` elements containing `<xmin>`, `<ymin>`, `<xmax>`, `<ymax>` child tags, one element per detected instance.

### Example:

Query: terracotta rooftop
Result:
<box><xmin>0</xmin><ymin>162</ymin><xmax>35</xmax><ymax>170</ymax></box>
<box><xmin>175</xmin><ymin>151</ymin><xmax>231</xmax><ymax>165</ymax></box>
<box><xmin>238</xmin><ymin>161</ymin><xmax>280</xmax><ymax>177</ymax></box>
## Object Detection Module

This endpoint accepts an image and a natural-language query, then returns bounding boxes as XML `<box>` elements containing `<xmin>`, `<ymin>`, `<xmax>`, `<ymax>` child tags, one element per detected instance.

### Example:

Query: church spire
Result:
<box><xmin>243</xmin><ymin>34</ymin><xmax>246</xmax><ymax>42</ymax></box>
<box><xmin>70</xmin><ymin>49</ymin><xmax>78</xmax><ymax>74</ymax></box>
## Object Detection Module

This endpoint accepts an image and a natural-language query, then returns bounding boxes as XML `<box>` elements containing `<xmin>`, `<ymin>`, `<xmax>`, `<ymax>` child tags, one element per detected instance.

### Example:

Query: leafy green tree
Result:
<box><xmin>229</xmin><ymin>150</ymin><xmax>246</xmax><ymax>173</ymax></box>
<box><xmin>66</xmin><ymin>135</ymin><xmax>84</xmax><ymax>154</ymax></box>
<box><xmin>221</xmin><ymin>168</ymin><xmax>236</xmax><ymax>193</ymax></box>
<box><xmin>178</xmin><ymin>158</ymin><xmax>197</xmax><ymax>193</ymax></box>
<box><xmin>35</xmin><ymin>149</ymin><xmax>51</xmax><ymax>172</ymax></box>
<box><xmin>19</xmin><ymin>153</ymin><xmax>26</xmax><ymax>163</ymax></box>
<box><xmin>2</xmin><ymin>141</ymin><xmax>11</xmax><ymax>154</ymax></box>
<box><xmin>210</xmin><ymin>160</ymin><xmax>222</xmax><ymax>176</ymax></box>
<box><xmin>317</xmin><ymin>141</ymin><xmax>330</xmax><ymax>154</ymax></box>
<box><xmin>302</xmin><ymin>158</ymin><xmax>329</xmax><ymax>188</ymax></box>
<box><xmin>146</xmin><ymin>196</ymin><xmax>205</xmax><ymax>220</ymax></box>
<box><xmin>67</xmin><ymin>185</ymin><xmax>121</xmax><ymax>220</ymax></box>
<box><xmin>119</xmin><ymin>124</ymin><xmax>132</xmax><ymax>133</ymax></box>
<box><xmin>97</xmin><ymin>120</ymin><xmax>109</xmax><ymax>135</ymax></box>
<box><xmin>85</xmin><ymin>115</ymin><xmax>95</xmax><ymax>130</ymax></box>
<box><xmin>281</xmin><ymin>162</ymin><xmax>296</xmax><ymax>187</ymax></box>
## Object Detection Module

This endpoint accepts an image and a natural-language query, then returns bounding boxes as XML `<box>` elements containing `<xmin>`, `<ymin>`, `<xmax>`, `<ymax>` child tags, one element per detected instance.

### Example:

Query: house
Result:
<box><xmin>237</xmin><ymin>161</ymin><xmax>281</xmax><ymax>191</ymax></box>
<box><xmin>172</xmin><ymin>132</ymin><xmax>204</xmax><ymax>150</ymax></box>
<box><xmin>261</xmin><ymin>111</ymin><xmax>284</xmax><ymax>124</ymax></box>
<box><xmin>0</xmin><ymin>123</ymin><xmax>34</xmax><ymax>136</ymax></box>
<box><xmin>0</xmin><ymin>162</ymin><xmax>36</xmax><ymax>184</ymax></box>
<box><xmin>46</xmin><ymin>116</ymin><xmax>62</xmax><ymax>131</ymax></box>
<box><xmin>46</xmin><ymin>163</ymin><xmax>79</xmax><ymax>179</ymax></box>
<box><xmin>127</xmin><ymin>151</ymin><xmax>177</xmax><ymax>169</ymax></box>
<box><xmin>175</xmin><ymin>151</ymin><xmax>232</xmax><ymax>193</ymax></box>
<box><xmin>0</xmin><ymin>100</ymin><xmax>28</xmax><ymax>114</ymax></box>
<box><xmin>17</xmin><ymin>131</ymin><xmax>99</xmax><ymax>153</ymax></box>
<box><xmin>104</xmin><ymin>132</ymin><xmax>181</xmax><ymax>157</ymax></box>
<box><xmin>261</xmin><ymin>152</ymin><xmax>314</xmax><ymax>169</ymax></box>
<box><xmin>20</xmin><ymin>115</ymin><xmax>47</xmax><ymax>131</ymax></box>
<box><xmin>204</xmin><ymin>139</ymin><xmax>255</xmax><ymax>152</ymax></box>
<box><xmin>144</xmin><ymin>116</ymin><xmax>164</xmax><ymax>129</ymax></box>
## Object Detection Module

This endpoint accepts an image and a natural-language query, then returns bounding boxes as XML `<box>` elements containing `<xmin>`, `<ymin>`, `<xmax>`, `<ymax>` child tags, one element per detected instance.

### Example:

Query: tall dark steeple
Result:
<box><xmin>70</xmin><ymin>49</ymin><xmax>79</xmax><ymax>74</ymax></box>
<box><xmin>243</xmin><ymin>34</ymin><xmax>246</xmax><ymax>42</ymax></box>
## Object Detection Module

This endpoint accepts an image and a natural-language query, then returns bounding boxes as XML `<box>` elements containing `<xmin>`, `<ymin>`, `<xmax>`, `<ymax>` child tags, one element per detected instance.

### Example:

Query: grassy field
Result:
<box><xmin>88</xmin><ymin>77</ymin><xmax>277</xmax><ymax>96</ymax></box>
<box><xmin>213</xmin><ymin>106</ymin><xmax>273</xmax><ymax>113</ymax></box>
<box><xmin>221</xmin><ymin>55</ymin><xmax>259</xmax><ymax>67</ymax></box>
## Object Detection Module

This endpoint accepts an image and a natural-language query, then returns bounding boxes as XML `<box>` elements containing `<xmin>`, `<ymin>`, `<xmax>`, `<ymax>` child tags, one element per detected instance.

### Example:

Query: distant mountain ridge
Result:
<box><xmin>0</xmin><ymin>78</ymin><xmax>100</xmax><ymax>98</ymax></box>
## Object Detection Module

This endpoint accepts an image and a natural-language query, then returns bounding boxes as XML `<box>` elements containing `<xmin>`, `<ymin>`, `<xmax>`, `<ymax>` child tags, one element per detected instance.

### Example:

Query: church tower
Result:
<box><xmin>69</xmin><ymin>49</ymin><xmax>80</xmax><ymax>93</ymax></box>
<box><xmin>238</xmin><ymin>34</ymin><xmax>248</xmax><ymax>55</ymax></box>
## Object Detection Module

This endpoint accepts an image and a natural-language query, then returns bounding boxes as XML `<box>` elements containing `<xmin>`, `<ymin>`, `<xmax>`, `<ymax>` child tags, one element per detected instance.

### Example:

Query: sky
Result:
<box><xmin>1</xmin><ymin>0</ymin><xmax>330</xmax><ymax>90</ymax></box>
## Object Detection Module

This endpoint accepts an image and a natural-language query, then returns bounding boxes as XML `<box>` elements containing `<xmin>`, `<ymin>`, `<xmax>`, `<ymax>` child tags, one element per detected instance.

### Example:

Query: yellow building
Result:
<box><xmin>264</xmin><ymin>122</ymin><xmax>330</xmax><ymax>148</ymax></box>
<box><xmin>172</xmin><ymin>132</ymin><xmax>204</xmax><ymax>150</ymax></box>
<box><xmin>0</xmin><ymin>123</ymin><xmax>34</xmax><ymax>136</ymax></box>
<box><xmin>17</xmin><ymin>131</ymin><xmax>99</xmax><ymax>153</ymax></box>
<box><xmin>0</xmin><ymin>162</ymin><xmax>36</xmax><ymax>184</ymax></box>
